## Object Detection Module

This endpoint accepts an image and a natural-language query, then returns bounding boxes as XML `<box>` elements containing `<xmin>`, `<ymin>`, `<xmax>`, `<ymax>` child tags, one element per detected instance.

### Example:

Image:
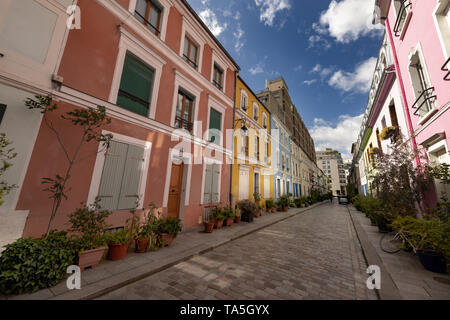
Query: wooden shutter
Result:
<box><xmin>203</xmin><ymin>164</ymin><xmax>213</xmax><ymax>204</ymax></box>
<box><xmin>211</xmin><ymin>164</ymin><xmax>220</xmax><ymax>203</ymax></box>
<box><xmin>97</xmin><ymin>141</ymin><xmax>128</xmax><ymax>211</ymax></box>
<box><xmin>117</xmin><ymin>144</ymin><xmax>145</xmax><ymax>210</ymax></box>
<box><xmin>209</xmin><ymin>108</ymin><xmax>222</xmax><ymax>144</ymax></box>
<box><xmin>117</xmin><ymin>54</ymin><xmax>154</xmax><ymax>116</ymax></box>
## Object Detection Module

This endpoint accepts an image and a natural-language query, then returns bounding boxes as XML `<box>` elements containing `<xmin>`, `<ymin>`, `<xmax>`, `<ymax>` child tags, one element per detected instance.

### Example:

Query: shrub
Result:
<box><xmin>156</xmin><ymin>217</ymin><xmax>182</xmax><ymax>237</ymax></box>
<box><xmin>265</xmin><ymin>199</ymin><xmax>275</xmax><ymax>209</ymax></box>
<box><xmin>237</xmin><ymin>200</ymin><xmax>257</xmax><ymax>221</ymax></box>
<box><xmin>222</xmin><ymin>206</ymin><xmax>235</xmax><ymax>219</ymax></box>
<box><xmin>0</xmin><ymin>232</ymin><xmax>76</xmax><ymax>295</ymax></box>
<box><xmin>294</xmin><ymin>198</ymin><xmax>302</xmax><ymax>207</ymax></box>
<box><xmin>277</xmin><ymin>195</ymin><xmax>290</xmax><ymax>207</ymax></box>
<box><xmin>105</xmin><ymin>228</ymin><xmax>132</xmax><ymax>245</ymax></box>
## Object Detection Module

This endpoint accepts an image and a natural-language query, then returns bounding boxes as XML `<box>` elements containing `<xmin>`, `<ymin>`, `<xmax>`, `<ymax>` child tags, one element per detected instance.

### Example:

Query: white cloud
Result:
<box><xmin>254</xmin><ymin>0</ymin><xmax>291</xmax><ymax>27</ymax></box>
<box><xmin>303</xmin><ymin>79</ymin><xmax>317</xmax><ymax>85</ymax></box>
<box><xmin>310</xmin><ymin>114</ymin><xmax>364</xmax><ymax>160</ymax></box>
<box><xmin>233</xmin><ymin>23</ymin><xmax>245</xmax><ymax>53</ymax></box>
<box><xmin>249</xmin><ymin>63</ymin><xmax>264</xmax><ymax>75</ymax></box>
<box><xmin>328</xmin><ymin>57</ymin><xmax>377</xmax><ymax>93</ymax></box>
<box><xmin>314</xmin><ymin>0</ymin><xmax>383</xmax><ymax>43</ymax></box>
<box><xmin>199</xmin><ymin>8</ymin><xmax>227</xmax><ymax>36</ymax></box>
<box><xmin>308</xmin><ymin>35</ymin><xmax>331</xmax><ymax>50</ymax></box>
<box><xmin>294</xmin><ymin>65</ymin><xmax>302</xmax><ymax>72</ymax></box>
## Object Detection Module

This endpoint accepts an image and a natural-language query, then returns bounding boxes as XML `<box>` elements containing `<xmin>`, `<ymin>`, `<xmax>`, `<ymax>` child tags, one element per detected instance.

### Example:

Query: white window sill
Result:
<box><xmin>418</xmin><ymin>107</ymin><xmax>439</xmax><ymax>126</ymax></box>
<box><xmin>399</xmin><ymin>9</ymin><xmax>413</xmax><ymax>41</ymax></box>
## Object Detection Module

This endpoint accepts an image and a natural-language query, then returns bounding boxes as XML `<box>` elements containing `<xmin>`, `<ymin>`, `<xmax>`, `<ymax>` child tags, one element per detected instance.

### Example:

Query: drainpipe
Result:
<box><xmin>230</xmin><ymin>71</ymin><xmax>238</xmax><ymax>206</ymax></box>
<box><xmin>385</xmin><ymin>17</ymin><xmax>420</xmax><ymax>166</ymax></box>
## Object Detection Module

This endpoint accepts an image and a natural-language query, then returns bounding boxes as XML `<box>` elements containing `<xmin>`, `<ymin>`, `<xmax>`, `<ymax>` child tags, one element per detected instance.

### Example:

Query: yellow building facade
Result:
<box><xmin>232</xmin><ymin>77</ymin><xmax>274</xmax><ymax>207</ymax></box>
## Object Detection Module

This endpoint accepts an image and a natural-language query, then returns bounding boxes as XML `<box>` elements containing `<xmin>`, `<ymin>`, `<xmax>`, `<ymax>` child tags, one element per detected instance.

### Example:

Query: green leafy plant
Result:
<box><xmin>0</xmin><ymin>231</ymin><xmax>76</xmax><ymax>295</ymax></box>
<box><xmin>138</xmin><ymin>203</ymin><xmax>160</xmax><ymax>239</ymax></box>
<box><xmin>68</xmin><ymin>199</ymin><xmax>111</xmax><ymax>252</ymax></box>
<box><xmin>237</xmin><ymin>200</ymin><xmax>257</xmax><ymax>219</ymax></box>
<box><xmin>156</xmin><ymin>217</ymin><xmax>182</xmax><ymax>237</ymax></box>
<box><xmin>105</xmin><ymin>228</ymin><xmax>132</xmax><ymax>245</ymax></box>
<box><xmin>212</xmin><ymin>207</ymin><xmax>225</xmax><ymax>221</ymax></box>
<box><xmin>265</xmin><ymin>199</ymin><xmax>275</xmax><ymax>209</ymax></box>
<box><xmin>253</xmin><ymin>192</ymin><xmax>261</xmax><ymax>205</ymax></box>
<box><xmin>277</xmin><ymin>194</ymin><xmax>290</xmax><ymax>207</ymax></box>
<box><xmin>25</xmin><ymin>95</ymin><xmax>113</xmax><ymax>236</ymax></box>
<box><xmin>294</xmin><ymin>198</ymin><xmax>302</xmax><ymax>207</ymax></box>
<box><xmin>222</xmin><ymin>206</ymin><xmax>235</xmax><ymax>219</ymax></box>
<box><xmin>0</xmin><ymin>133</ymin><xmax>17</xmax><ymax>206</ymax></box>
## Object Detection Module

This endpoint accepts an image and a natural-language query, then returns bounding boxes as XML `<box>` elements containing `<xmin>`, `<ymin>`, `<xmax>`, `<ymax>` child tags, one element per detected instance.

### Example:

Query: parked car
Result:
<box><xmin>338</xmin><ymin>196</ymin><xmax>349</xmax><ymax>205</ymax></box>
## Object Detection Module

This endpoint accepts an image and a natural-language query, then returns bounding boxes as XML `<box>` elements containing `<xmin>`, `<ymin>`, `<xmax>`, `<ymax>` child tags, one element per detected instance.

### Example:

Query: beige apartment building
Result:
<box><xmin>316</xmin><ymin>149</ymin><xmax>347</xmax><ymax>196</ymax></box>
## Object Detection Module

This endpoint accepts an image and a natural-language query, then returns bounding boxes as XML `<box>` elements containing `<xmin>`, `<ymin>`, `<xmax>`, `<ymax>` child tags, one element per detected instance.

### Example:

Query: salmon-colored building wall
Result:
<box><xmin>16</xmin><ymin>0</ymin><xmax>238</xmax><ymax>237</ymax></box>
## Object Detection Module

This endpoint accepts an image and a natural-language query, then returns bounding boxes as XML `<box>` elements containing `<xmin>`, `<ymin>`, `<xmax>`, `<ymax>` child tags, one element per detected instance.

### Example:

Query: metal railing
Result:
<box><xmin>442</xmin><ymin>57</ymin><xmax>450</xmax><ymax>81</ymax></box>
<box><xmin>393</xmin><ymin>0</ymin><xmax>411</xmax><ymax>37</ymax></box>
<box><xmin>183</xmin><ymin>54</ymin><xmax>198</xmax><ymax>69</ymax></box>
<box><xmin>212</xmin><ymin>79</ymin><xmax>223</xmax><ymax>90</ymax></box>
<box><xmin>134</xmin><ymin>11</ymin><xmax>161</xmax><ymax>36</ymax></box>
<box><xmin>412</xmin><ymin>87</ymin><xmax>437</xmax><ymax>116</ymax></box>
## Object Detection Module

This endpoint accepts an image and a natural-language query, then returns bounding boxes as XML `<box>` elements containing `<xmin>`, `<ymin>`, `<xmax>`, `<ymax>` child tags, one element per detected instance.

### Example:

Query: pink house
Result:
<box><xmin>1</xmin><ymin>0</ymin><xmax>239</xmax><ymax>241</ymax></box>
<box><xmin>375</xmin><ymin>0</ymin><xmax>450</xmax><ymax>205</ymax></box>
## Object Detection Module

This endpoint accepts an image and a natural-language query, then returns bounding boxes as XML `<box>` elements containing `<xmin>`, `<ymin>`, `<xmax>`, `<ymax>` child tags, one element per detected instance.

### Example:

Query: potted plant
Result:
<box><xmin>277</xmin><ymin>195</ymin><xmax>290</xmax><ymax>212</ymax></box>
<box><xmin>294</xmin><ymin>198</ymin><xmax>302</xmax><ymax>208</ymax></box>
<box><xmin>237</xmin><ymin>200</ymin><xmax>257</xmax><ymax>223</ymax></box>
<box><xmin>265</xmin><ymin>199</ymin><xmax>275</xmax><ymax>213</ymax></box>
<box><xmin>213</xmin><ymin>207</ymin><xmax>225</xmax><ymax>229</ymax></box>
<box><xmin>234</xmin><ymin>207</ymin><xmax>242</xmax><ymax>223</ymax></box>
<box><xmin>135</xmin><ymin>204</ymin><xmax>159</xmax><ymax>253</ymax></box>
<box><xmin>254</xmin><ymin>205</ymin><xmax>262</xmax><ymax>218</ymax></box>
<box><xmin>105</xmin><ymin>228</ymin><xmax>132</xmax><ymax>261</ymax></box>
<box><xmin>156</xmin><ymin>217</ymin><xmax>182</xmax><ymax>247</ymax></box>
<box><xmin>68</xmin><ymin>200</ymin><xmax>111</xmax><ymax>271</ymax></box>
<box><xmin>223</xmin><ymin>206</ymin><xmax>235</xmax><ymax>227</ymax></box>
<box><xmin>204</xmin><ymin>210</ymin><xmax>215</xmax><ymax>233</ymax></box>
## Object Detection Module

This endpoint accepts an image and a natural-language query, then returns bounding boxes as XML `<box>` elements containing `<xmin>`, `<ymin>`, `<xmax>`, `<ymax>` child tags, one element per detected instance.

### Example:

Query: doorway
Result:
<box><xmin>168</xmin><ymin>163</ymin><xmax>184</xmax><ymax>218</ymax></box>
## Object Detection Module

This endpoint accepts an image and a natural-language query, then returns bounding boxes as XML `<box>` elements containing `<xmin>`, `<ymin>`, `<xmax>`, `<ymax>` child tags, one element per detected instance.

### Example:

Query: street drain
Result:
<box><xmin>433</xmin><ymin>277</ymin><xmax>450</xmax><ymax>285</ymax></box>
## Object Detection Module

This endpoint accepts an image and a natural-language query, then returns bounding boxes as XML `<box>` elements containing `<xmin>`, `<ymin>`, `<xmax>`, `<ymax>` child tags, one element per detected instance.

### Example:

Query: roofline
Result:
<box><xmin>237</xmin><ymin>75</ymin><xmax>272</xmax><ymax>115</ymax></box>
<box><xmin>180</xmin><ymin>0</ymin><xmax>240</xmax><ymax>71</ymax></box>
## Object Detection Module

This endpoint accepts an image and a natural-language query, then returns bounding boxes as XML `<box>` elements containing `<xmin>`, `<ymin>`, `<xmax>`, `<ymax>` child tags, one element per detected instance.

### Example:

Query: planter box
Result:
<box><xmin>77</xmin><ymin>247</ymin><xmax>107</xmax><ymax>271</ymax></box>
<box><xmin>418</xmin><ymin>252</ymin><xmax>447</xmax><ymax>274</ymax></box>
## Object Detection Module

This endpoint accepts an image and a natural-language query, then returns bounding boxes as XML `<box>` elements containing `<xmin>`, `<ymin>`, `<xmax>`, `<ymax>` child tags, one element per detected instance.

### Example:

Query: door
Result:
<box><xmin>239</xmin><ymin>169</ymin><xmax>249</xmax><ymax>200</ymax></box>
<box><xmin>168</xmin><ymin>163</ymin><xmax>184</xmax><ymax>218</ymax></box>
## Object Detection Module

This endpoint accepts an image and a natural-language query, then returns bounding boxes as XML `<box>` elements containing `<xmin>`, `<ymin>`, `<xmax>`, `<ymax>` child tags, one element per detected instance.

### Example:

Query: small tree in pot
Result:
<box><xmin>234</xmin><ymin>206</ymin><xmax>242</xmax><ymax>223</ymax></box>
<box><xmin>204</xmin><ymin>209</ymin><xmax>215</xmax><ymax>233</ymax></box>
<box><xmin>223</xmin><ymin>205</ymin><xmax>235</xmax><ymax>226</ymax></box>
<box><xmin>277</xmin><ymin>195</ymin><xmax>290</xmax><ymax>212</ymax></box>
<box><xmin>135</xmin><ymin>202</ymin><xmax>159</xmax><ymax>253</ymax></box>
<box><xmin>156</xmin><ymin>217</ymin><xmax>182</xmax><ymax>247</ymax></box>
<box><xmin>68</xmin><ymin>199</ymin><xmax>111</xmax><ymax>271</ymax></box>
<box><xmin>213</xmin><ymin>207</ymin><xmax>225</xmax><ymax>229</ymax></box>
<box><xmin>253</xmin><ymin>192</ymin><xmax>262</xmax><ymax>217</ymax></box>
<box><xmin>238</xmin><ymin>200</ymin><xmax>257</xmax><ymax>223</ymax></box>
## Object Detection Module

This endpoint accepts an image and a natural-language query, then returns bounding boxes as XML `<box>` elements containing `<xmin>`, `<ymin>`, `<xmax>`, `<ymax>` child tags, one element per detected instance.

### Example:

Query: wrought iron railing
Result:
<box><xmin>442</xmin><ymin>57</ymin><xmax>450</xmax><ymax>81</ymax></box>
<box><xmin>412</xmin><ymin>87</ymin><xmax>437</xmax><ymax>116</ymax></box>
<box><xmin>134</xmin><ymin>11</ymin><xmax>161</xmax><ymax>36</ymax></box>
<box><xmin>174</xmin><ymin>117</ymin><xmax>194</xmax><ymax>132</ymax></box>
<box><xmin>393</xmin><ymin>0</ymin><xmax>411</xmax><ymax>37</ymax></box>
<box><xmin>212</xmin><ymin>79</ymin><xmax>223</xmax><ymax>90</ymax></box>
<box><xmin>183</xmin><ymin>54</ymin><xmax>198</xmax><ymax>69</ymax></box>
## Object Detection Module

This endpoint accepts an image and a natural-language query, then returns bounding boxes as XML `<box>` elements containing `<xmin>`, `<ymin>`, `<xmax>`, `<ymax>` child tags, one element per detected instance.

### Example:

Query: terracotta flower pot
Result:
<box><xmin>301</xmin><ymin>204</ymin><xmax>305</xmax><ymax>208</ymax></box>
<box><xmin>214</xmin><ymin>219</ymin><xmax>224</xmax><ymax>229</ymax></box>
<box><xmin>283</xmin><ymin>206</ymin><xmax>289</xmax><ymax>212</ymax></box>
<box><xmin>107</xmin><ymin>242</ymin><xmax>130</xmax><ymax>261</ymax></box>
<box><xmin>234</xmin><ymin>215</ymin><xmax>241</xmax><ymax>223</ymax></box>
<box><xmin>77</xmin><ymin>247</ymin><xmax>107</xmax><ymax>271</ymax></box>
<box><xmin>271</xmin><ymin>208</ymin><xmax>276</xmax><ymax>213</ymax></box>
<box><xmin>135</xmin><ymin>237</ymin><xmax>150</xmax><ymax>253</ymax></box>
<box><xmin>225</xmin><ymin>218</ymin><xmax>234</xmax><ymax>227</ymax></box>
<box><xmin>204</xmin><ymin>221</ymin><xmax>215</xmax><ymax>233</ymax></box>
<box><xmin>161</xmin><ymin>233</ymin><xmax>174</xmax><ymax>247</ymax></box>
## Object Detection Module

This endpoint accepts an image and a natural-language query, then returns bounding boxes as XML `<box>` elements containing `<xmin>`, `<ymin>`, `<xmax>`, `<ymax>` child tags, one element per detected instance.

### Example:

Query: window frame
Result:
<box><xmin>129</xmin><ymin>0</ymin><xmax>170</xmax><ymax>42</ymax></box>
<box><xmin>133</xmin><ymin>0</ymin><xmax>163</xmax><ymax>37</ymax></box>
<box><xmin>253</xmin><ymin>102</ymin><xmax>259</xmax><ymax>122</ymax></box>
<box><xmin>206</xmin><ymin>95</ymin><xmax>226</xmax><ymax>146</ymax></box>
<box><xmin>432</xmin><ymin>0</ymin><xmax>450</xmax><ymax>60</ymax></box>
<box><xmin>109</xmin><ymin>28</ymin><xmax>166</xmax><ymax>120</ymax></box>
<box><xmin>175</xmin><ymin>89</ymin><xmax>195</xmax><ymax>133</ymax></box>
<box><xmin>183</xmin><ymin>35</ymin><xmax>199</xmax><ymax>70</ymax></box>
<box><xmin>240</xmin><ymin>90</ymin><xmax>248</xmax><ymax>111</ymax></box>
<box><xmin>179</xmin><ymin>19</ymin><xmax>205</xmax><ymax>74</ymax></box>
<box><xmin>87</xmin><ymin>131</ymin><xmax>152</xmax><ymax>210</ymax></box>
<box><xmin>212</xmin><ymin>63</ymin><xmax>224</xmax><ymax>91</ymax></box>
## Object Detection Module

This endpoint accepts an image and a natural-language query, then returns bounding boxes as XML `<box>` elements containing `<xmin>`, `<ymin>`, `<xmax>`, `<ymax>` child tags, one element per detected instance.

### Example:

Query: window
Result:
<box><xmin>0</xmin><ymin>104</ymin><xmax>6</xmax><ymax>125</ymax></box>
<box><xmin>242</xmin><ymin>135</ymin><xmax>249</xmax><ymax>156</ymax></box>
<box><xmin>409</xmin><ymin>50</ymin><xmax>436</xmax><ymax>117</ymax></box>
<box><xmin>97</xmin><ymin>141</ymin><xmax>145</xmax><ymax>211</ymax></box>
<box><xmin>389</xmin><ymin>102</ymin><xmax>399</xmax><ymax>127</ymax></box>
<box><xmin>117</xmin><ymin>53</ymin><xmax>155</xmax><ymax>117</ymax></box>
<box><xmin>393</xmin><ymin>0</ymin><xmax>411</xmax><ymax>37</ymax></box>
<box><xmin>254</xmin><ymin>172</ymin><xmax>260</xmax><ymax>196</ymax></box>
<box><xmin>253</xmin><ymin>103</ymin><xmax>259</xmax><ymax>121</ymax></box>
<box><xmin>208</xmin><ymin>108</ymin><xmax>222</xmax><ymax>145</ymax></box>
<box><xmin>134</xmin><ymin>0</ymin><xmax>163</xmax><ymax>36</ymax></box>
<box><xmin>183</xmin><ymin>36</ymin><xmax>199</xmax><ymax>69</ymax></box>
<box><xmin>241</xmin><ymin>92</ymin><xmax>248</xmax><ymax>111</ymax></box>
<box><xmin>262</xmin><ymin>113</ymin><xmax>267</xmax><ymax>129</ymax></box>
<box><xmin>212</xmin><ymin>64</ymin><xmax>224</xmax><ymax>90</ymax></box>
<box><xmin>433</xmin><ymin>1</ymin><xmax>450</xmax><ymax>60</ymax></box>
<box><xmin>254</xmin><ymin>135</ymin><xmax>260</xmax><ymax>159</ymax></box>
<box><xmin>175</xmin><ymin>90</ymin><xmax>194</xmax><ymax>132</ymax></box>
<box><xmin>203</xmin><ymin>163</ymin><xmax>220</xmax><ymax>204</ymax></box>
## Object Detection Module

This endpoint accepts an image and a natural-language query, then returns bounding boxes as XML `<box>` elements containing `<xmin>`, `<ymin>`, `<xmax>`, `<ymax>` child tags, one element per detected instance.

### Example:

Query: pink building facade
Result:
<box><xmin>376</xmin><ymin>0</ymin><xmax>450</xmax><ymax>205</ymax></box>
<box><xmin>1</xmin><ymin>0</ymin><xmax>239</xmax><ymax>241</ymax></box>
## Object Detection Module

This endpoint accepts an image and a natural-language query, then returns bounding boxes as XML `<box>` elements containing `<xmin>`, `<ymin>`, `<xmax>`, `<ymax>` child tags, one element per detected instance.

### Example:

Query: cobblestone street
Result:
<box><xmin>98</xmin><ymin>203</ymin><xmax>377</xmax><ymax>300</ymax></box>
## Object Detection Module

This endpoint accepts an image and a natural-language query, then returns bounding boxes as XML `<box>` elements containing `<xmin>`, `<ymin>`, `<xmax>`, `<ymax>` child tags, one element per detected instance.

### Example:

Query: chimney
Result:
<box><xmin>265</xmin><ymin>80</ymin><xmax>269</xmax><ymax>89</ymax></box>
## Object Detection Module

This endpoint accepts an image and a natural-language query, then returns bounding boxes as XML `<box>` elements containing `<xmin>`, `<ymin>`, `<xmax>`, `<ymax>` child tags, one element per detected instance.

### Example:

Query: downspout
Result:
<box><xmin>385</xmin><ymin>17</ymin><xmax>420</xmax><ymax>166</ymax></box>
<box><xmin>230</xmin><ymin>71</ymin><xmax>237</xmax><ymax>206</ymax></box>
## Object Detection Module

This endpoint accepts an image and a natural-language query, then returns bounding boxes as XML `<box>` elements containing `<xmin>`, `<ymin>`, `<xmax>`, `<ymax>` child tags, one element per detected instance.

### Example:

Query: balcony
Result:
<box><xmin>442</xmin><ymin>58</ymin><xmax>450</xmax><ymax>81</ymax></box>
<box><xmin>412</xmin><ymin>87</ymin><xmax>437</xmax><ymax>124</ymax></box>
<box><xmin>393</xmin><ymin>0</ymin><xmax>412</xmax><ymax>40</ymax></box>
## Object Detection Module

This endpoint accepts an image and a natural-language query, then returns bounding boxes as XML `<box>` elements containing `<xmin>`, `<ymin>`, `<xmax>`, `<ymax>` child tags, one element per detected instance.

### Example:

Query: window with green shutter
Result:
<box><xmin>97</xmin><ymin>141</ymin><xmax>145</xmax><ymax>211</ymax></box>
<box><xmin>117</xmin><ymin>53</ymin><xmax>155</xmax><ymax>117</ymax></box>
<box><xmin>203</xmin><ymin>163</ymin><xmax>220</xmax><ymax>204</ymax></box>
<box><xmin>208</xmin><ymin>108</ymin><xmax>222</xmax><ymax>145</ymax></box>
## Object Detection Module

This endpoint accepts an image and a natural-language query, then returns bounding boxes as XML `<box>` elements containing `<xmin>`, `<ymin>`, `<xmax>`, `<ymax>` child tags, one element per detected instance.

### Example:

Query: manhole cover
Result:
<box><xmin>433</xmin><ymin>277</ymin><xmax>450</xmax><ymax>285</ymax></box>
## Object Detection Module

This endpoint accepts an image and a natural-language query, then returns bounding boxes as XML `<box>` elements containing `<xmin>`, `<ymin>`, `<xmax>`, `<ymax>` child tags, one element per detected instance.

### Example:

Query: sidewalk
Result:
<box><xmin>348</xmin><ymin>206</ymin><xmax>450</xmax><ymax>300</ymax></box>
<box><xmin>5</xmin><ymin>202</ymin><xmax>327</xmax><ymax>300</ymax></box>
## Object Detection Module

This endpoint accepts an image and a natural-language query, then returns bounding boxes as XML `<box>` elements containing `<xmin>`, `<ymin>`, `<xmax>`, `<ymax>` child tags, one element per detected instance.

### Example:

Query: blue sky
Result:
<box><xmin>190</xmin><ymin>0</ymin><xmax>384</xmax><ymax>159</ymax></box>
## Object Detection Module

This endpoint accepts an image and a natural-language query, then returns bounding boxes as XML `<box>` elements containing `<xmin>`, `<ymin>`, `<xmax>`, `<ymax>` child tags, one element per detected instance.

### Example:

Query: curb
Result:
<box><xmin>347</xmin><ymin>206</ymin><xmax>402</xmax><ymax>300</ymax></box>
<box><xmin>55</xmin><ymin>201</ymin><xmax>327</xmax><ymax>300</ymax></box>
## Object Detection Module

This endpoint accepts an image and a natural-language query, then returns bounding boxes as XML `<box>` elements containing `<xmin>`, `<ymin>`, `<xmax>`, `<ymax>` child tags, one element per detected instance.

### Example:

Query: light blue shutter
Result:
<box><xmin>211</xmin><ymin>164</ymin><xmax>220</xmax><ymax>203</ymax></box>
<box><xmin>118</xmin><ymin>144</ymin><xmax>145</xmax><ymax>210</ymax></box>
<box><xmin>97</xmin><ymin>141</ymin><xmax>128</xmax><ymax>211</ymax></box>
<box><xmin>203</xmin><ymin>164</ymin><xmax>213</xmax><ymax>204</ymax></box>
